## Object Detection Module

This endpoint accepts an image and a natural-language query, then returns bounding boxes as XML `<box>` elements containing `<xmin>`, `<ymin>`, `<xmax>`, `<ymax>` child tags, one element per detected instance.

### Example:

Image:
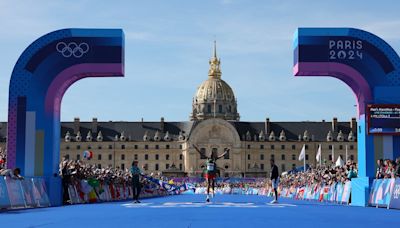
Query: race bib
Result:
<box><xmin>207</xmin><ymin>163</ymin><xmax>215</xmax><ymax>171</ymax></box>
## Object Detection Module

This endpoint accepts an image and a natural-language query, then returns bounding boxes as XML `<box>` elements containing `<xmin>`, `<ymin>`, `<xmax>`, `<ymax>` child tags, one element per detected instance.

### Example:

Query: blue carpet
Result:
<box><xmin>1</xmin><ymin>194</ymin><xmax>400</xmax><ymax>228</ymax></box>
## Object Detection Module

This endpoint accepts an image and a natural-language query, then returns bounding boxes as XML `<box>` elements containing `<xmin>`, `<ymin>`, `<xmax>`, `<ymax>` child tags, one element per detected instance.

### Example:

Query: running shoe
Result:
<box><xmin>270</xmin><ymin>199</ymin><xmax>278</xmax><ymax>204</ymax></box>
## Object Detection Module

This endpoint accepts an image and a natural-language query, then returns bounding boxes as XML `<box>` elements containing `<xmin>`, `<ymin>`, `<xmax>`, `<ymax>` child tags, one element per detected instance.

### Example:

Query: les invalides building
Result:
<box><xmin>0</xmin><ymin>43</ymin><xmax>358</xmax><ymax>177</ymax></box>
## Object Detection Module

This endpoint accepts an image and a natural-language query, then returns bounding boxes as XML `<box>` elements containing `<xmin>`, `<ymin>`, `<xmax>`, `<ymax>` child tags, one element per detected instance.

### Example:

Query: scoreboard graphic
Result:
<box><xmin>367</xmin><ymin>104</ymin><xmax>400</xmax><ymax>134</ymax></box>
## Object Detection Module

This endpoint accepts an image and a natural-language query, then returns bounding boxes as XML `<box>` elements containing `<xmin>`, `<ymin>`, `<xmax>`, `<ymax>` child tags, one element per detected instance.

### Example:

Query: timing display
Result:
<box><xmin>368</xmin><ymin>104</ymin><xmax>400</xmax><ymax>134</ymax></box>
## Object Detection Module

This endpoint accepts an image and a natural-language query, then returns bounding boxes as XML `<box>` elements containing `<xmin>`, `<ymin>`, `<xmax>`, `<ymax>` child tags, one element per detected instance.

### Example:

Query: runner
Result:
<box><xmin>193</xmin><ymin>144</ymin><xmax>229</xmax><ymax>202</ymax></box>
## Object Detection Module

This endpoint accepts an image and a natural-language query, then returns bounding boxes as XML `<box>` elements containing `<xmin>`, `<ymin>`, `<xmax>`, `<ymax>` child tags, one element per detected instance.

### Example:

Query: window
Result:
<box><xmin>166</xmin><ymin>145</ymin><xmax>170</xmax><ymax>149</ymax></box>
<box><xmin>260</xmin><ymin>154</ymin><xmax>264</xmax><ymax>160</ymax></box>
<box><xmin>98</xmin><ymin>145</ymin><xmax>102</xmax><ymax>150</ymax></box>
<box><xmin>155</xmin><ymin>164</ymin><xmax>159</xmax><ymax>171</ymax></box>
<box><xmin>207</xmin><ymin>105</ymin><xmax>211</xmax><ymax>113</ymax></box>
<box><xmin>121</xmin><ymin>154</ymin><xmax>125</xmax><ymax>160</ymax></box>
<box><xmin>339</xmin><ymin>145</ymin><xmax>343</xmax><ymax>150</ymax></box>
<box><xmin>144</xmin><ymin>164</ymin><xmax>148</xmax><ymax>171</ymax></box>
<box><xmin>145</xmin><ymin>154</ymin><xmax>148</xmax><ymax>160</ymax></box>
<box><xmin>260</xmin><ymin>145</ymin><xmax>264</xmax><ymax>149</ymax></box>
<box><xmin>212</xmin><ymin>148</ymin><xmax>218</xmax><ymax>157</ymax></box>
<box><xmin>155</xmin><ymin>145</ymin><xmax>159</xmax><ymax>149</ymax></box>
<box><xmin>166</xmin><ymin>154</ymin><xmax>170</xmax><ymax>160</ymax></box>
<box><xmin>350</xmin><ymin>145</ymin><xmax>354</xmax><ymax>150</ymax></box>
<box><xmin>292</xmin><ymin>164</ymin><xmax>296</xmax><ymax>169</ymax></box>
<box><xmin>225</xmin><ymin>165</ymin><xmax>229</xmax><ymax>169</ymax></box>
<box><xmin>166</xmin><ymin>164</ymin><xmax>170</xmax><ymax>169</ymax></box>
<box><xmin>65</xmin><ymin>154</ymin><xmax>70</xmax><ymax>160</ymax></box>
<box><xmin>329</xmin><ymin>155</ymin><xmax>332</xmax><ymax>161</ymax></box>
<box><xmin>121</xmin><ymin>163</ymin><xmax>125</xmax><ymax>170</ymax></box>
<box><xmin>248</xmin><ymin>164</ymin><xmax>251</xmax><ymax>169</ymax></box>
<box><xmin>247</xmin><ymin>154</ymin><xmax>251</xmax><ymax>160</ymax></box>
<box><xmin>247</xmin><ymin>145</ymin><xmax>251</xmax><ymax>149</ymax></box>
<box><xmin>281</xmin><ymin>164</ymin><xmax>286</xmax><ymax>172</ymax></box>
<box><xmin>218</xmin><ymin>105</ymin><xmax>222</xmax><ymax>113</ymax></box>
<box><xmin>292</xmin><ymin>154</ymin><xmax>296</xmax><ymax>160</ymax></box>
<box><xmin>134</xmin><ymin>145</ymin><xmax>138</xmax><ymax>149</ymax></box>
<box><xmin>65</xmin><ymin>146</ymin><xmax>70</xmax><ymax>150</ymax></box>
<box><xmin>121</xmin><ymin>145</ymin><xmax>125</xmax><ymax>149</ymax></box>
<box><xmin>305</xmin><ymin>145</ymin><xmax>309</xmax><ymax>150</ymax></box>
<box><xmin>98</xmin><ymin>154</ymin><xmax>102</xmax><ymax>160</ymax></box>
<box><xmin>200</xmin><ymin>148</ymin><xmax>207</xmax><ymax>159</ymax></box>
<box><xmin>108</xmin><ymin>154</ymin><xmax>112</xmax><ymax>160</ymax></box>
<box><xmin>329</xmin><ymin>145</ymin><xmax>333</xmax><ymax>150</ymax></box>
<box><xmin>179</xmin><ymin>145</ymin><xmax>183</xmax><ymax>149</ymax></box>
<box><xmin>97</xmin><ymin>164</ymin><xmax>102</xmax><ymax>169</ymax></box>
<box><xmin>292</xmin><ymin>145</ymin><xmax>296</xmax><ymax>150</ymax></box>
<box><xmin>224</xmin><ymin>149</ymin><xmax>229</xmax><ymax>159</ymax></box>
<box><xmin>271</xmin><ymin>154</ymin><xmax>275</xmax><ymax>160</ymax></box>
<box><xmin>88</xmin><ymin>145</ymin><xmax>92</xmax><ymax>149</ymax></box>
<box><xmin>305</xmin><ymin>154</ymin><xmax>309</xmax><ymax>160</ymax></box>
<box><xmin>155</xmin><ymin>154</ymin><xmax>159</xmax><ymax>160</ymax></box>
<box><xmin>261</xmin><ymin>164</ymin><xmax>264</xmax><ymax>170</ymax></box>
<box><xmin>179</xmin><ymin>154</ymin><xmax>183</xmax><ymax>160</ymax></box>
<box><xmin>145</xmin><ymin>145</ymin><xmax>149</xmax><ymax>150</ymax></box>
<box><xmin>281</xmin><ymin>154</ymin><xmax>286</xmax><ymax>160</ymax></box>
<box><xmin>77</xmin><ymin>145</ymin><xmax>81</xmax><ymax>150</ymax></box>
<box><xmin>77</xmin><ymin>154</ymin><xmax>81</xmax><ymax>160</ymax></box>
<box><xmin>350</xmin><ymin>155</ymin><xmax>354</xmax><ymax>160</ymax></box>
<box><xmin>271</xmin><ymin>145</ymin><xmax>275</xmax><ymax>150</ymax></box>
<box><xmin>134</xmin><ymin>154</ymin><xmax>138</xmax><ymax>160</ymax></box>
<box><xmin>281</xmin><ymin>145</ymin><xmax>285</xmax><ymax>150</ymax></box>
<box><xmin>108</xmin><ymin>145</ymin><xmax>113</xmax><ymax>149</ymax></box>
<box><xmin>179</xmin><ymin>164</ymin><xmax>183</xmax><ymax>170</ymax></box>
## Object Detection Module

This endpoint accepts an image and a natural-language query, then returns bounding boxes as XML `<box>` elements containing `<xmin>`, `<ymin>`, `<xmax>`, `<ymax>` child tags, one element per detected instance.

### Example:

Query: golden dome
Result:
<box><xmin>190</xmin><ymin>41</ymin><xmax>239</xmax><ymax>121</ymax></box>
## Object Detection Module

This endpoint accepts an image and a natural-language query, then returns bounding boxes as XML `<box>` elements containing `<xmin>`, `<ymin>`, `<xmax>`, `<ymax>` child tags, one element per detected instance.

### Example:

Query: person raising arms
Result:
<box><xmin>193</xmin><ymin>144</ymin><xmax>230</xmax><ymax>202</ymax></box>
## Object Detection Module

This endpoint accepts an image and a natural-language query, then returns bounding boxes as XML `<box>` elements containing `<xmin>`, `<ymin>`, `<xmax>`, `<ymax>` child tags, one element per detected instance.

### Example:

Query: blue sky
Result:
<box><xmin>1</xmin><ymin>0</ymin><xmax>400</xmax><ymax>122</ymax></box>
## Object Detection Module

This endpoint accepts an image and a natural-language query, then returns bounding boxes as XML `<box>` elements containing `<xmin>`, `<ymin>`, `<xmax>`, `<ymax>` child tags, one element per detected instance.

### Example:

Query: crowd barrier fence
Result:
<box><xmin>0</xmin><ymin>176</ymin><xmax>50</xmax><ymax>209</ymax></box>
<box><xmin>368</xmin><ymin>178</ymin><xmax>400</xmax><ymax>209</ymax></box>
<box><xmin>66</xmin><ymin>180</ymin><xmax>168</xmax><ymax>204</ymax></box>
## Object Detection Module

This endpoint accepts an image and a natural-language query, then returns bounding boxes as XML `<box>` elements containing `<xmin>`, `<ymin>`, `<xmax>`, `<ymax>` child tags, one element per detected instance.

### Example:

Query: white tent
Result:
<box><xmin>335</xmin><ymin>156</ymin><xmax>344</xmax><ymax>167</ymax></box>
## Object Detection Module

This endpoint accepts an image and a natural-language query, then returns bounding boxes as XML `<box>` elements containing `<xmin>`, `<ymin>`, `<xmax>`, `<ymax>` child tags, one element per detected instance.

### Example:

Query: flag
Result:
<box><xmin>298</xmin><ymin>144</ymin><xmax>305</xmax><ymax>161</ymax></box>
<box><xmin>316</xmin><ymin>144</ymin><xmax>322</xmax><ymax>162</ymax></box>
<box><xmin>335</xmin><ymin>156</ymin><xmax>344</xmax><ymax>167</ymax></box>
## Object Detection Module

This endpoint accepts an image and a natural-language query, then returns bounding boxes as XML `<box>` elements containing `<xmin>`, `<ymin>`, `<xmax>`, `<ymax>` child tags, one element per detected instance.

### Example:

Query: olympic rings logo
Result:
<box><xmin>56</xmin><ymin>42</ymin><xmax>89</xmax><ymax>58</ymax></box>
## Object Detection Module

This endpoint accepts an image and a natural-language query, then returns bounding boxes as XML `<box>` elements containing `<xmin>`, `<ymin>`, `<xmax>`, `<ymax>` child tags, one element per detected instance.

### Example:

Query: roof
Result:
<box><xmin>0</xmin><ymin>119</ymin><xmax>357</xmax><ymax>143</ymax></box>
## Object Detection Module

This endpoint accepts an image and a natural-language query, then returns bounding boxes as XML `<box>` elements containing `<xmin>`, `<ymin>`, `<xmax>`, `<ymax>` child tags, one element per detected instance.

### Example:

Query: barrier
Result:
<box><xmin>0</xmin><ymin>176</ymin><xmax>50</xmax><ymax>209</ymax></box>
<box><xmin>66</xmin><ymin>180</ymin><xmax>168</xmax><ymax>205</ymax></box>
<box><xmin>368</xmin><ymin>178</ymin><xmax>395</xmax><ymax>208</ymax></box>
<box><xmin>189</xmin><ymin>181</ymin><xmax>352</xmax><ymax>204</ymax></box>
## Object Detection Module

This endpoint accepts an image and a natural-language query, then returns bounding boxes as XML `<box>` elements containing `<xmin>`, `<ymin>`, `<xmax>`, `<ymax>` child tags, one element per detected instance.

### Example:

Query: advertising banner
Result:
<box><xmin>369</xmin><ymin>178</ymin><xmax>395</xmax><ymax>207</ymax></box>
<box><xmin>389</xmin><ymin>178</ymin><xmax>400</xmax><ymax>209</ymax></box>
<box><xmin>32</xmin><ymin>178</ymin><xmax>50</xmax><ymax>207</ymax></box>
<box><xmin>0</xmin><ymin>177</ymin><xmax>11</xmax><ymax>208</ymax></box>
<box><xmin>5</xmin><ymin>177</ymin><xmax>26</xmax><ymax>208</ymax></box>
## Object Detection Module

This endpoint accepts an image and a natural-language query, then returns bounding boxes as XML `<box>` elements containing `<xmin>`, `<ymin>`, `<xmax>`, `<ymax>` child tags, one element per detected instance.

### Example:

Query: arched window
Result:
<box><xmin>207</xmin><ymin>105</ymin><xmax>212</xmax><ymax>113</ymax></box>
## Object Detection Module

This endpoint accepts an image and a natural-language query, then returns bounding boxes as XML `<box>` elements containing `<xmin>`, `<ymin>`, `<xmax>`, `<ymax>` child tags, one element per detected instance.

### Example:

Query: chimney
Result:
<box><xmin>350</xmin><ymin>118</ymin><xmax>357</xmax><ymax>133</ymax></box>
<box><xmin>73</xmin><ymin>117</ymin><xmax>80</xmax><ymax>134</ymax></box>
<box><xmin>332</xmin><ymin>117</ymin><xmax>338</xmax><ymax>132</ymax></box>
<box><xmin>161</xmin><ymin>117</ymin><xmax>165</xmax><ymax>132</ymax></box>
<box><xmin>91</xmin><ymin>118</ymin><xmax>98</xmax><ymax>133</ymax></box>
<box><xmin>265</xmin><ymin>118</ymin><xmax>270</xmax><ymax>135</ymax></box>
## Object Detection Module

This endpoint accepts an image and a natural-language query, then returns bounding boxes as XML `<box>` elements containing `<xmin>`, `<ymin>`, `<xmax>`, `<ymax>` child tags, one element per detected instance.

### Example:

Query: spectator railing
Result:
<box><xmin>66</xmin><ymin>180</ymin><xmax>168</xmax><ymax>204</ymax></box>
<box><xmin>0</xmin><ymin>176</ymin><xmax>50</xmax><ymax>209</ymax></box>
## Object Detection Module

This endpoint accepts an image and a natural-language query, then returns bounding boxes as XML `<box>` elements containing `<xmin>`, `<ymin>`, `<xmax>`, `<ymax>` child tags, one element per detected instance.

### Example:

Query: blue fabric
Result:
<box><xmin>2</xmin><ymin>195</ymin><xmax>400</xmax><ymax>227</ymax></box>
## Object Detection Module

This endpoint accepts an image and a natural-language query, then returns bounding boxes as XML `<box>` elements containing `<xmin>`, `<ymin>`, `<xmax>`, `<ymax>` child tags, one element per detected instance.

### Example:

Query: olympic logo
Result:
<box><xmin>56</xmin><ymin>42</ymin><xmax>89</xmax><ymax>58</ymax></box>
